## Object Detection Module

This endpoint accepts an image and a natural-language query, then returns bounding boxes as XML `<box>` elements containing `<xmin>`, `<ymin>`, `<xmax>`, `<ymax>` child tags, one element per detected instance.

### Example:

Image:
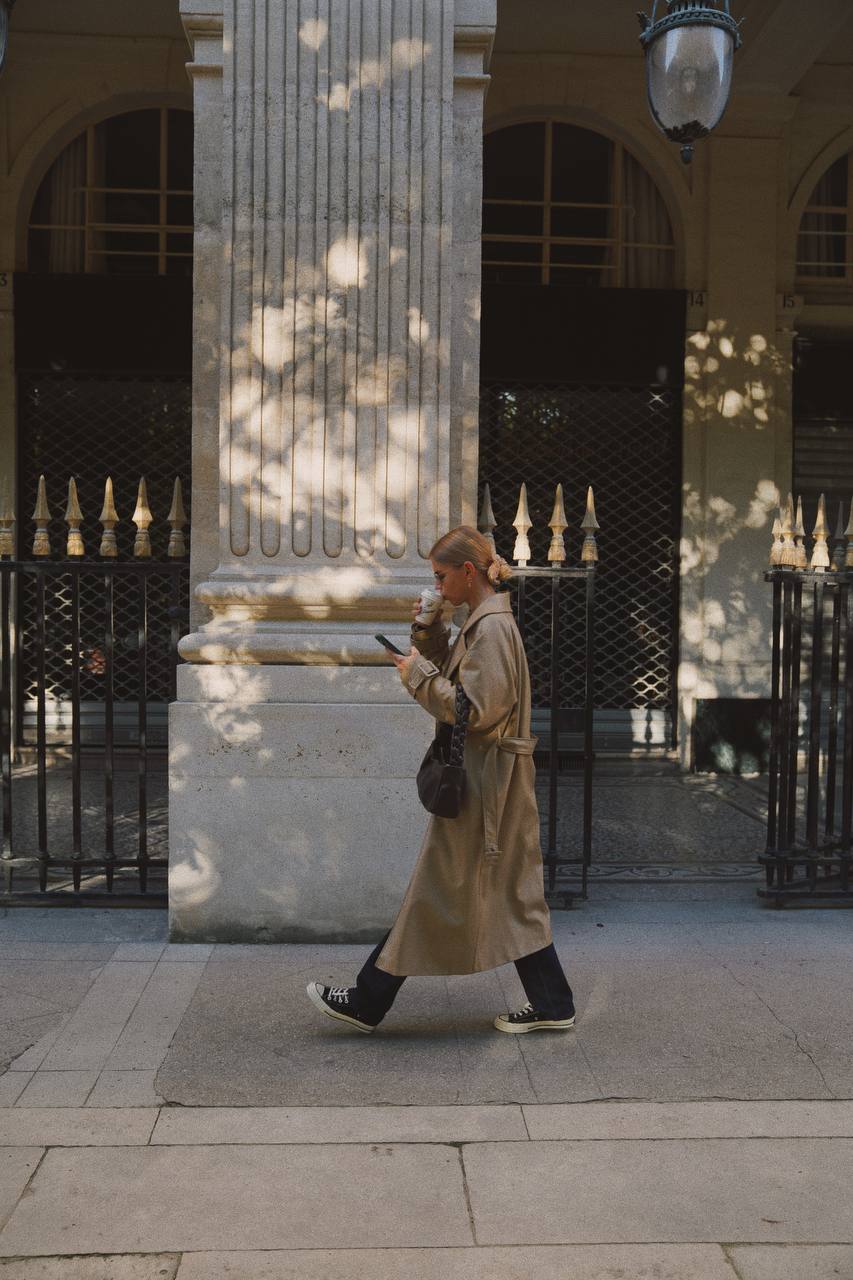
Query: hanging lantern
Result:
<box><xmin>638</xmin><ymin>1</ymin><xmax>742</xmax><ymax>165</ymax></box>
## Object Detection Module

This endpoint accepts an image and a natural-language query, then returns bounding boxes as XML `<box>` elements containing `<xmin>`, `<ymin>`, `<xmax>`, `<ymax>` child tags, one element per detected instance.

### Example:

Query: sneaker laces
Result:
<box><xmin>509</xmin><ymin>1002</ymin><xmax>535</xmax><ymax>1021</ymax></box>
<box><xmin>327</xmin><ymin>987</ymin><xmax>350</xmax><ymax>1005</ymax></box>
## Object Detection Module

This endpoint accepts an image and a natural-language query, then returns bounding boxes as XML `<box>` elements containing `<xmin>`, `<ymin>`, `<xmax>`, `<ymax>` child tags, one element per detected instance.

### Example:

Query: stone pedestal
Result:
<box><xmin>169</xmin><ymin>666</ymin><xmax>431</xmax><ymax>941</ymax></box>
<box><xmin>171</xmin><ymin>0</ymin><xmax>495</xmax><ymax>939</ymax></box>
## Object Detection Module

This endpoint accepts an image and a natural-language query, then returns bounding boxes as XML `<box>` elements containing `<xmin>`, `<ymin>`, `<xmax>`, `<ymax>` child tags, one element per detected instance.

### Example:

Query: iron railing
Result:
<box><xmin>759</xmin><ymin>493</ymin><xmax>853</xmax><ymax>905</ymax></box>
<box><xmin>479</xmin><ymin>481</ymin><xmax>597</xmax><ymax>901</ymax></box>
<box><xmin>0</xmin><ymin>474</ymin><xmax>189</xmax><ymax>904</ymax></box>
<box><xmin>479</xmin><ymin>380</ymin><xmax>680</xmax><ymax>751</ymax></box>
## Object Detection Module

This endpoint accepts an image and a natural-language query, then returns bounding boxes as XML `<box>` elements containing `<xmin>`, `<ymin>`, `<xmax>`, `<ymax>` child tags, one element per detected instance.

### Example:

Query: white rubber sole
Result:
<box><xmin>493</xmin><ymin>1013</ymin><xmax>576</xmax><ymax>1034</ymax></box>
<box><xmin>306</xmin><ymin>982</ymin><xmax>376</xmax><ymax>1034</ymax></box>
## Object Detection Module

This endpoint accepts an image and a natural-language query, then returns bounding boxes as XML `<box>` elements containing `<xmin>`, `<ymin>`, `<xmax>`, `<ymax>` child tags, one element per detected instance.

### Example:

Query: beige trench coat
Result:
<box><xmin>377</xmin><ymin>592</ymin><xmax>552</xmax><ymax>977</ymax></box>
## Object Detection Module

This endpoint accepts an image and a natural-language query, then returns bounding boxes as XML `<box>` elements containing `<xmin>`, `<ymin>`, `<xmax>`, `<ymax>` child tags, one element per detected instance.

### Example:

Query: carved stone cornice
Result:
<box><xmin>179</xmin><ymin>0</ymin><xmax>223</xmax><ymax>78</ymax></box>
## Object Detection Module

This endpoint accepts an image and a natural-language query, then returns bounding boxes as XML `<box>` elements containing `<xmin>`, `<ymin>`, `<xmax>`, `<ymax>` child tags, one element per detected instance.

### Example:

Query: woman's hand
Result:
<box><xmin>389</xmin><ymin>645</ymin><xmax>419</xmax><ymax>685</ymax></box>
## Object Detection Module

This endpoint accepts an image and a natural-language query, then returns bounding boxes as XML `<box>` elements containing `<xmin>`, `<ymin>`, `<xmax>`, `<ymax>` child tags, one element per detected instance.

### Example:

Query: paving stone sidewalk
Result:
<box><xmin>0</xmin><ymin>895</ymin><xmax>852</xmax><ymax>1278</ymax></box>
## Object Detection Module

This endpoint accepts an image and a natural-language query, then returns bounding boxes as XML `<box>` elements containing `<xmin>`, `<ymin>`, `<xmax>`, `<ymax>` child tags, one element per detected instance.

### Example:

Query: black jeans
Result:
<box><xmin>355</xmin><ymin>932</ymin><xmax>575</xmax><ymax>1025</ymax></box>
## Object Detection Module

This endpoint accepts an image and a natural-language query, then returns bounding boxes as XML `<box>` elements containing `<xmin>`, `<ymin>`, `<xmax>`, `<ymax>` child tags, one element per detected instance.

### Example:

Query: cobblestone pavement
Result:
<box><xmin>0</xmin><ymin>896</ymin><xmax>851</xmax><ymax>1276</ymax></box>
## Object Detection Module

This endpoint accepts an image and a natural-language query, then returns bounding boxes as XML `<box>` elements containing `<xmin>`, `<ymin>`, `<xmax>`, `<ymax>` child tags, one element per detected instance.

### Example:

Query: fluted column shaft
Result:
<box><xmin>180</xmin><ymin>0</ymin><xmax>494</xmax><ymax>662</ymax></box>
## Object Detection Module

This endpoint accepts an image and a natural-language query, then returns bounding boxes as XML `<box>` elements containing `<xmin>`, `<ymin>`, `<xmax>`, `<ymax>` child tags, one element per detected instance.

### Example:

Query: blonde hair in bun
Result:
<box><xmin>428</xmin><ymin>526</ymin><xmax>513</xmax><ymax>587</ymax></box>
<box><xmin>486</xmin><ymin>553</ymin><xmax>512</xmax><ymax>585</ymax></box>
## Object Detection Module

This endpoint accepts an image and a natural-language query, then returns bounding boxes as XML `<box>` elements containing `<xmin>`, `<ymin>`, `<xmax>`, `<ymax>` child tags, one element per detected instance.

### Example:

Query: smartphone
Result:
<box><xmin>374</xmin><ymin>634</ymin><xmax>404</xmax><ymax>656</ymax></box>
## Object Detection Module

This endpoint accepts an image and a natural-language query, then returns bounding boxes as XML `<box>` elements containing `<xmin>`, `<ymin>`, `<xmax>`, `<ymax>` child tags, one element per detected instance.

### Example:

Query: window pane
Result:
<box><xmin>483</xmin><ymin>238</ymin><xmax>542</xmax><ymax>265</ymax></box>
<box><xmin>104</xmin><ymin>193</ymin><xmax>160</xmax><ymax>226</ymax></box>
<box><xmin>482</xmin><ymin>203</ymin><xmax>543</xmax><ymax>237</ymax></box>
<box><xmin>167</xmin><ymin>110</ymin><xmax>193</xmax><ymax>190</ymax></box>
<box><xmin>550</xmin><ymin>266</ymin><xmax>609</xmax><ymax>287</ymax></box>
<box><xmin>167</xmin><ymin>195</ymin><xmax>193</xmax><ymax>228</ymax></box>
<box><xmin>103</xmin><ymin>230</ymin><xmax>159</xmax><ymax>255</ymax></box>
<box><xmin>623</xmin><ymin>245</ymin><xmax>675</xmax><ymax>289</ymax></box>
<box><xmin>27</xmin><ymin>229</ymin><xmax>52</xmax><ymax>273</ymax></box>
<box><xmin>551</xmin><ymin>124</ymin><xmax>612</xmax><ymax>205</ymax></box>
<box><xmin>166</xmin><ymin>254</ymin><xmax>193</xmax><ymax>278</ymax></box>
<box><xmin>103</xmin><ymin>253</ymin><xmax>158</xmax><ymax>277</ymax></box>
<box><xmin>482</xmin><ymin>263</ymin><xmax>541</xmax><ymax>285</ymax></box>
<box><xmin>808</xmin><ymin>154</ymin><xmax>848</xmax><ymax>209</ymax></box>
<box><xmin>551</xmin><ymin>207</ymin><xmax>611</xmax><ymax>240</ymax></box>
<box><xmin>483</xmin><ymin>123</ymin><xmax>545</xmax><ymax>202</ymax></box>
<box><xmin>100</xmin><ymin>110</ymin><xmax>161</xmax><ymax>191</ymax></box>
<box><xmin>550</xmin><ymin>242</ymin><xmax>610</xmax><ymax>266</ymax></box>
<box><xmin>167</xmin><ymin>233</ymin><xmax>193</xmax><ymax>255</ymax></box>
<box><xmin>797</xmin><ymin>231</ymin><xmax>846</xmax><ymax>277</ymax></box>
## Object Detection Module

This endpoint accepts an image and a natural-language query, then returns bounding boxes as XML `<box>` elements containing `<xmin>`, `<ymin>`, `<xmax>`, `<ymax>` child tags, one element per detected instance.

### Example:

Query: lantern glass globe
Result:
<box><xmin>646</xmin><ymin>22</ymin><xmax>736</xmax><ymax>144</ymax></box>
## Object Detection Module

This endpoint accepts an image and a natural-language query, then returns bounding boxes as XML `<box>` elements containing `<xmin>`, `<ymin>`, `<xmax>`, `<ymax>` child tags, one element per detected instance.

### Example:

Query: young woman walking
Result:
<box><xmin>307</xmin><ymin>526</ymin><xmax>576</xmax><ymax>1034</ymax></box>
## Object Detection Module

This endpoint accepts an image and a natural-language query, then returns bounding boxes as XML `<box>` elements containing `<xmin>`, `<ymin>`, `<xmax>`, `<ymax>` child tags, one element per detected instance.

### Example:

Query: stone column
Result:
<box><xmin>171</xmin><ymin>0</ymin><xmax>495</xmax><ymax>941</ymax></box>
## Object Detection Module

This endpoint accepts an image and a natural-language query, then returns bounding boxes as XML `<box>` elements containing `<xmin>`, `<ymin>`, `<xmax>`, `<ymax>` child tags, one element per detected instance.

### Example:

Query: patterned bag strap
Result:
<box><xmin>448</xmin><ymin>683</ymin><xmax>470</xmax><ymax>768</ymax></box>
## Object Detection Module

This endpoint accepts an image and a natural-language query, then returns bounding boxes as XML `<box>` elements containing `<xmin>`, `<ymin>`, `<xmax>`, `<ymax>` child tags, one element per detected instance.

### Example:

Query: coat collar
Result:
<box><xmin>459</xmin><ymin>590</ymin><xmax>512</xmax><ymax>637</ymax></box>
<box><xmin>446</xmin><ymin>592</ymin><xmax>512</xmax><ymax>678</ymax></box>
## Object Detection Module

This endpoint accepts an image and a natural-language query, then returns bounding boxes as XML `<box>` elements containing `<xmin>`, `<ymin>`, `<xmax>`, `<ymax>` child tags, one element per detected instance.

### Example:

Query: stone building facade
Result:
<box><xmin>1</xmin><ymin>0</ymin><xmax>852</xmax><ymax>938</ymax></box>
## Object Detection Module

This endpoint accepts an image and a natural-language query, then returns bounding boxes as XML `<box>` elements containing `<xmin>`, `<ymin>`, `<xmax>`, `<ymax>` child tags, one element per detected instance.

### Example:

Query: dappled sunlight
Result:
<box><xmin>393</xmin><ymin>37</ymin><xmax>432</xmax><ymax>69</ymax></box>
<box><xmin>679</xmin><ymin>437</ymin><xmax>783</xmax><ymax>717</ymax></box>
<box><xmin>327</xmin><ymin>236</ymin><xmax>368</xmax><ymax>289</ymax></box>
<box><xmin>299</xmin><ymin>16</ymin><xmax>328</xmax><ymax>51</ymax></box>
<box><xmin>170</xmin><ymin>837</ymin><xmax>222</xmax><ymax>909</ymax></box>
<box><xmin>684</xmin><ymin>320</ymin><xmax>788</xmax><ymax>433</ymax></box>
<box><xmin>680</xmin><ymin>479</ymin><xmax>780</xmax><ymax>578</ymax></box>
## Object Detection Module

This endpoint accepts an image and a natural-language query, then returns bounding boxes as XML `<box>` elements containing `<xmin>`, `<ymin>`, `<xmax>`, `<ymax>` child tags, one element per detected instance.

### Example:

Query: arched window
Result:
<box><xmin>27</xmin><ymin>108</ymin><xmax>193</xmax><ymax>276</ymax></box>
<box><xmin>482</xmin><ymin>121</ymin><xmax>675</xmax><ymax>289</ymax></box>
<box><xmin>796</xmin><ymin>151</ymin><xmax>852</xmax><ymax>287</ymax></box>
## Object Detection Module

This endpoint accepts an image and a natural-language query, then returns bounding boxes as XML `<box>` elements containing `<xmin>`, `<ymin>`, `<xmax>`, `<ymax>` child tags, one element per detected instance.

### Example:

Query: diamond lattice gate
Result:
<box><xmin>16</xmin><ymin>373</ymin><xmax>191</xmax><ymax>746</ymax></box>
<box><xmin>479</xmin><ymin>381</ymin><xmax>681</xmax><ymax>749</ymax></box>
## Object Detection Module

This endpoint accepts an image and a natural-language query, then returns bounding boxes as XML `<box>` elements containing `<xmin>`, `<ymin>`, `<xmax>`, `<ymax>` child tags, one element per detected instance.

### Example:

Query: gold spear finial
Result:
<box><xmin>0</xmin><ymin>478</ymin><xmax>14</xmax><ymax>559</ymax></box>
<box><xmin>512</xmin><ymin>482</ymin><xmax>532</xmax><ymax>566</ymax></box>
<box><xmin>167</xmin><ymin>477</ymin><xmax>188</xmax><ymax>558</ymax></box>
<box><xmin>99</xmin><ymin>477</ymin><xmax>119</xmax><ymax>558</ymax></box>
<box><xmin>64</xmin><ymin>477</ymin><xmax>85</xmax><ymax>558</ymax></box>
<box><xmin>31</xmin><ymin>475</ymin><xmax>52</xmax><ymax>557</ymax></box>
<box><xmin>769</xmin><ymin>514</ymin><xmax>783</xmax><ymax>566</ymax></box>
<box><xmin>547</xmin><ymin>484</ymin><xmax>568</xmax><ymax>564</ymax></box>
<box><xmin>794</xmin><ymin>496</ymin><xmax>807</xmax><ymax>569</ymax></box>
<box><xmin>809</xmin><ymin>494</ymin><xmax>829</xmax><ymax>573</ymax></box>
<box><xmin>132</xmin><ymin>477</ymin><xmax>153</xmax><ymax>558</ymax></box>
<box><xmin>779</xmin><ymin>494</ymin><xmax>797</xmax><ymax>568</ymax></box>
<box><xmin>845</xmin><ymin>498</ymin><xmax>853</xmax><ymax>569</ymax></box>
<box><xmin>477</xmin><ymin>483</ymin><xmax>497</xmax><ymax>556</ymax></box>
<box><xmin>581</xmin><ymin>485</ymin><xmax>600</xmax><ymax>564</ymax></box>
<box><xmin>831</xmin><ymin>500</ymin><xmax>846</xmax><ymax>572</ymax></box>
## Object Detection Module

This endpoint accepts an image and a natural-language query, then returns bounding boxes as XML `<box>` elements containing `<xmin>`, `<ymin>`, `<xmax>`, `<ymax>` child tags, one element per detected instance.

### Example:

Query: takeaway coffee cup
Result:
<box><xmin>414</xmin><ymin>587</ymin><xmax>443</xmax><ymax>626</ymax></box>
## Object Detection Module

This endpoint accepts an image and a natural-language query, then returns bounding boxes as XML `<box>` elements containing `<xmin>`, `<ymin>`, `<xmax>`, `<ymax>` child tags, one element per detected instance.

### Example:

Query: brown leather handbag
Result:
<box><xmin>416</xmin><ymin>683</ymin><xmax>470</xmax><ymax>817</ymax></box>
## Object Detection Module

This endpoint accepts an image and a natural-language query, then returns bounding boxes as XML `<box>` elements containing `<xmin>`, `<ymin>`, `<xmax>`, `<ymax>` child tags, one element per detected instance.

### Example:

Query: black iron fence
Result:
<box><xmin>479</xmin><ymin>480</ymin><xmax>597</xmax><ymax>901</ymax></box>
<box><xmin>0</xmin><ymin>474</ymin><xmax>189</xmax><ymax>904</ymax></box>
<box><xmin>759</xmin><ymin>494</ymin><xmax>853</xmax><ymax>905</ymax></box>
<box><xmin>2</xmin><ymin>471</ymin><xmax>596</xmax><ymax>905</ymax></box>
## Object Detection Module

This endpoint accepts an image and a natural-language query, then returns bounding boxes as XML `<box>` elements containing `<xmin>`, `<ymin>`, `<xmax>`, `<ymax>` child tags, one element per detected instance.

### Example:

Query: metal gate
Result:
<box><xmin>479</xmin><ymin>380</ymin><xmax>681</xmax><ymax>750</ymax></box>
<box><xmin>477</xmin><ymin>480</ymin><xmax>598</xmax><ymax>901</ymax></box>
<box><xmin>0</xmin><ymin>473</ymin><xmax>189</xmax><ymax>904</ymax></box>
<box><xmin>760</xmin><ymin>494</ymin><xmax>853</xmax><ymax>905</ymax></box>
<box><xmin>16</xmin><ymin>372</ymin><xmax>191</xmax><ymax>745</ymax></box>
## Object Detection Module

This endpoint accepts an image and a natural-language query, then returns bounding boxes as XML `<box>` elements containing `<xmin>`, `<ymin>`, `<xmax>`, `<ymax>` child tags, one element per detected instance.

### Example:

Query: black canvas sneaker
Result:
<box><xmin>306</xmin><ymin>982</ymin><xmax>377</xmax><ymax>1033</ymax></box>
<box><xmin>493</xmin><ymin>1001</ymin><xmax>576</xmax><ymax>1033</ymax></box>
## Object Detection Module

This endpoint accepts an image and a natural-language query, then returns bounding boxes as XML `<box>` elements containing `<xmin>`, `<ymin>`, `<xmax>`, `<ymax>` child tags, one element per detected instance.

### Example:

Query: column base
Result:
<box><xmin>179</xmin><ymin>569</ymin><xmax>431</xmax><ymax>664</ymax></box>
<box><xmin>168</xmin><ymin>665</ymin><xmax>432</xmax><ymax>941</ymax></box>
